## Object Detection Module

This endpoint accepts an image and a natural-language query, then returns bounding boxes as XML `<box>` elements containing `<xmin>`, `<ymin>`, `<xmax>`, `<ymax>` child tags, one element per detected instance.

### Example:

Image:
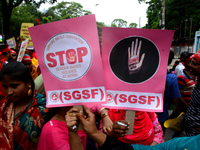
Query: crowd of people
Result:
<box><xmin>0</xmin><ymin>40</ymin><xmax>200</xmax><ymax>150</ymax></box>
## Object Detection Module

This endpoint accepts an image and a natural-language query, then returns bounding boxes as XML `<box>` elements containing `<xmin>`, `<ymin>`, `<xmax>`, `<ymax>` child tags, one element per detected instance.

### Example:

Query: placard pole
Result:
<box><xmin>125</xmin><ymin>110</ymin><xmax>135</xmax><ymax>135</ymax></box>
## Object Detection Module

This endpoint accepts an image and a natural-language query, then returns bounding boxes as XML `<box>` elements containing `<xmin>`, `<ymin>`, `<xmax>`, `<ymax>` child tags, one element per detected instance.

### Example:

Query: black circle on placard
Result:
<box><xmin>109</xmin><ymin>36</ymin><xmax>160</xmax><ymax>84</ymax></box>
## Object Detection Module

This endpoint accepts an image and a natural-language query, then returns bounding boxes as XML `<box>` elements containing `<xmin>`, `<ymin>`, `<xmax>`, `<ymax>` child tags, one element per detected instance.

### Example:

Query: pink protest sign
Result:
<box><xmin>102</xmin><ymin>27</ymin><xmax>174</xmax><ymax>112</ymax></box>
<box><xmin>29</xmin><ymin>14</ymin><xmax>106</xmax><ymax>107</ymax></box>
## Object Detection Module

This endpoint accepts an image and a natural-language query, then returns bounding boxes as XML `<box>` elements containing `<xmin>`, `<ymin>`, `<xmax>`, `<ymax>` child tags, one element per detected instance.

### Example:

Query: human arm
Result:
<box><xmin>85</xmin><ymin>104</ymin><xmax>113</xmax><ymax>133</ymax></box>
<box><xmin>151</xmin><ymin>119</ymin><xmax>163</xmax><ymax>146</ymax></box>
<box><xmin>15</xmin><ymin>36</ymin><xmax>21</xmax><ymax>53</ymax></box>
<box><xmin>99</xmin><ymin>135</ymin><xmax>134</xmax><ymax>150</ymax></box>
<box><xmin>72</xmin><ymin>106</ymin><xmax>200</xmax><ymax>150</ymax></box>
<box><xmin>65</xmin><ymin>107</ymin><xmax>84</xmax><ymax>150</ymax></box>
<box><xmin>100</xmin><ymin>107</ymin><xmax>113</xmax><ymax>133</ymax></box>
<box><xmin>100</xmin><ymin>133</ymin><xmax>189</xmax><ymax>150</ymax></box>
<box><xmin>177</xmin><ymin>75</ymin><xmax>189</xmax><ymax>110</ymax></box>
<box><xmin>178</xmin><ymin>95</ymin><xmax>189</xmax><ymax>110</ymax></box>
<box><xmin>107</xmin><ymin>120</ymin><xmax>130</xmax><ymax>137</ymax></box>
<box><xmin>132</xmin><ymin>135</ymin><xmax>199</xmax><ymax>150</ymax></box>
<box><xmin>77</xmin><ymin>105</ymin><xmax>106</xmax><ymax>146</ymax></box>
<box><xmin>148</xmin><ymin>112</ymin><xmax>164</xmax><ymax>145</ymax></box>
<box><xmin>77</xmin><ymin>105</ymin><xmax>133</xmax><ymax>150</ymax></box>
<box><xmin>171</xmin><ymin>98</ymin><xmax>179</xmax><ymax>104</ymax></box>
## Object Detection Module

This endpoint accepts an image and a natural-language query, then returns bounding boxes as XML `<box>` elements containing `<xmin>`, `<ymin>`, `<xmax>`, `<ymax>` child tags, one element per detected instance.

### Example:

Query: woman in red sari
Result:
<box><xmin>0</xmin><ymin>61</ymin><xmax>49</xmax><ymax>150</ymax></box>
<box><xmin>108</xmin><ymin>109</ymin><xmax>164</xmax><ymax>146</ymax></box>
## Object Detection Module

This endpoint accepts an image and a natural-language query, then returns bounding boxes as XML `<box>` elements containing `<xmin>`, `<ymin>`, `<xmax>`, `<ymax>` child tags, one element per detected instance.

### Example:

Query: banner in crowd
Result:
<box><xmin>6</xmin><ymin>37</ymin><xmax>16</xmax><ymax>49</ymax></box>
<box><xmin>101</xmin><ymin>27</ymin><xmax>174</xmax><ymax>112</ymax></box>
<box><xmin>0</xmin><ymin>35</ymin><xmax>3</xmax><ymax>43</ymax></box>
<box><xmin>193</xmin><ymin>31</ymin><xmax>200</xmax><ymax>53</ymax></box>
<box><xmin>20</xmin><ymin>23</ymin><xmax>34</xmax><ymax>49</ymax></box>
<box><xmin>29</xmin><ymin>14</ymin><xmax>107</xmax><ymax>107</ymax></box>
<box><xmin>17</xmin><ymin>38</ymin><xmax>29</xmax><ymax>62</ymax></box>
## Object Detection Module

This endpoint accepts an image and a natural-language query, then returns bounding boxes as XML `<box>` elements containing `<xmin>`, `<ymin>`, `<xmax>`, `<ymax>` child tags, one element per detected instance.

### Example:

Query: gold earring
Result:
<box><xmin>28</xmin><ymin>85</ymin><xmax>32</xmax><ymax>96</ymax></box>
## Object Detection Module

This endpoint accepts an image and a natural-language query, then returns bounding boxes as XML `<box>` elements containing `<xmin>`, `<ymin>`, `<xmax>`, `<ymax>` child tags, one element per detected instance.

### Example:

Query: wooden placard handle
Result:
<box><xmin>73</xmin><ymin>105</ymin><xmax>83</xmax><ymax>130</ymax></box>
<box><xmin>125</xmin><ymin>110</ymin><xmax>135</xmax><ymax>135</ymax></box>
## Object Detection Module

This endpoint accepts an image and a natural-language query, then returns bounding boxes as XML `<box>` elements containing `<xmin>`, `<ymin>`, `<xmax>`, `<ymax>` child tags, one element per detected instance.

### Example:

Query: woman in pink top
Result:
<box><xmin>37</xmin><ymin>105</ymin><xmax>113</xmax><ymax>150</ymax></box>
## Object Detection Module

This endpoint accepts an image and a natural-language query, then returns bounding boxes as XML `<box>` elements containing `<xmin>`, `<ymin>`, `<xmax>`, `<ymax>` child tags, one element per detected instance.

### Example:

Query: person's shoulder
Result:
<box><xmin>32</xmin><ymin>64</ymin><xmax>38</xmax><ymax>72</ymax></box>
<box><xmin>167</xmin><ymin>72</ymin><xmax>177</xmax><ymax>79</ymax></box>
<box><xmin>35</xmin><ymin>92</ymin><xmax>46</xmax><ymax>99</ymax></box>
<box><xmin>177</xmin><ymin>74</ymin><xmax>186</xmax><ymax>80</ymax></box>
<box><xmin>167</xmin><ymin>73</ymin><xmax>178</xmax><ymax>85</ymax></box>
<box><xmin>39</xmin><ymin>120</ymin><xmax>65</xmax><ymax>142</ymax></box>
<box><xmin>175</xmin><ymin>62</ymin><xmax>181</xmax><ymax>69</ymax></box>
<box><xmin>42</xmin><ymin>120</ymin><xmax>67</xmax><ymax>134</ymax></box>
<box><xmin>35</xmin><ymin>92</ymin><xmax>46</xmax><ymax>105</ymax></box>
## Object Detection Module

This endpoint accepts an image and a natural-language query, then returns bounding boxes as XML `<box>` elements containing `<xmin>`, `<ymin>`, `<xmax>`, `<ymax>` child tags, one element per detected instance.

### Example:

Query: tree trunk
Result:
<box><xmin>0</xmin><ymin>0</ymin><xmax>13</xmax><ymax>43</ymax></box>
<box><xmin>3</xmin><ymin>12</ymin><xmax>12</xmax><ymax>43</ymax></box>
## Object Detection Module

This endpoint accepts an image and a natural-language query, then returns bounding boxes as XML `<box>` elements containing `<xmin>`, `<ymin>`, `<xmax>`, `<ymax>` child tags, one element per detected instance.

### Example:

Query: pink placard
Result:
<box><xmin>29</xmin><ymin>14</ymin><xmax>107</xmax><ymax>107</ymax></box>
<box><xmin>102</xmin><ymin>27</ymin><xmax>174</xmax><ymax>112</ymax></box>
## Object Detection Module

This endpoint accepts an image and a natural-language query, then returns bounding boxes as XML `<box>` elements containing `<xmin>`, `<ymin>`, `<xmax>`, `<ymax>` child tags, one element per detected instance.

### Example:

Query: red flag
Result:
<box><xmin>36</xmin><ymin>18</ymin><xmax>40</xmax><ymax>25</ymax></box>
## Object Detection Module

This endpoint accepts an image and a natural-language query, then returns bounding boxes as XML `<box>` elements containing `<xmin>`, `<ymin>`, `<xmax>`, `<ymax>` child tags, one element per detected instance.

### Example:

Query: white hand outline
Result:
<box><xmin>67</xmin><ymin>52</ymin><xmax>76</xmax><ymax>62</ymax></box>
<box><xmin>128</xmin><ymin>39</ymin><xmax>145</xmax><ymax>74</ymax></box>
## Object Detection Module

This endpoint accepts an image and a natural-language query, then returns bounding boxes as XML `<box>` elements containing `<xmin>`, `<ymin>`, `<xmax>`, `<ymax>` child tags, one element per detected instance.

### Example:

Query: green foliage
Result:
<box><xmin>7</xmin><ymin>1</ymin><xmax>100</xmax><ymax>41</ymax></box>
<box><xmin>111</xmin><ymin>19</ymin><xmax>127</xmax><ymax>27</ymax></box>
<box><xmin>138</xmin><ymin>0</ymin><xmax>147</xmax><ymax>4</ymax></box>
<box><xmin>43</xmin><ymin>1</ymin><xmax>92</xmax><ymax>21</ymax></box>
<box><xmin>9</xmin><ymin>3</ymin><xmax>42</xmax><ymax>38</ymax></box>
<box><xmin>129</xmin><ymin>23</ymin><xmax>138</xmax><ymax>28</ymax></box>
<box><xmin>0</xmin><ymin>2</ymin><xmax>3</xmax><ymax>34</ymax></box>
<box><xmin>143</xmin><ymin>0</ymin><xmax>200</xmax><ymax>46</ymax></box>
<box><xmin>144</xmin><ymin>0</ymin><xmax>162</xmax><ymax>29</ymax></box>
<box><xmin>1</xmin><ymin>0</ymin><xmax>57</xmax><ymax>41</ymax></box>
<box><xmin>0</xmin><ymin>2</ymin><xmax>1</xmax><ymax>17</ymax></box>
<box><xmin>42</xmin><ymin>16</ymin><xmax>52</xmax><ymax>23</ymax></box>
<box><xmin>96</xmin><ymin>21</ymin><xmax>107</xmax><ymax>43</ymax></box>
<box><xmin>165</xmin><ymin>0</ymin><xmax>200</xmax><ymax>38</ymax></box>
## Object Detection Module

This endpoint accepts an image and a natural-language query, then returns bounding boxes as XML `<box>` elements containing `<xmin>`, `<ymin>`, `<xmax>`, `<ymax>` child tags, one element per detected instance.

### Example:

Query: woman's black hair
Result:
<box><xmin>0</xmin><ymin>61</ymin><xmax>35</xmax><ymax>98</ymax></box>
<box><xmin>0</xmin><ymin>44</ymin><xmax>10</xmax><ymax>56</ymax></box>
<box><xmin>44</xmin><ymin>107</ymin><xmax>59</xmax><ymax>124</ymax></box>
<box><xmin>168</xmin><ymin>50</ymin><xmax>174</xmax><ymax>65</ymax></box>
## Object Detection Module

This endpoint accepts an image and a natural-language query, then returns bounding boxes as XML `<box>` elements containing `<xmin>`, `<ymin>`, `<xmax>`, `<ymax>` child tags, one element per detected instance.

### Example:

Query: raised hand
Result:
<box><xmin>128</xmin><ymin>39</ymin><xmax>145</xmax><ymax>74</ymax></box>
<box><xmin>65</xmin><ymin>107</ymin><xmax>81</xmax><ymax>132</ymax></box>
<box><xmin>77</xmin><ymin>105</ymin><xmax>98</xmax><ymax>135</ymax></box>
<box><xmin>108</xmin><ymin>121</ymin><xmax>130</xmax><ymax>137</ymax></box>
<box><xmin>67</xmin><ymin>51</ymin><xmax>76</xmax><ymax>63</ymax></box>
<box><xmin>77</xmin><ymin>105</ymin><xmax>107</xmax><ymax>147</ymax></box>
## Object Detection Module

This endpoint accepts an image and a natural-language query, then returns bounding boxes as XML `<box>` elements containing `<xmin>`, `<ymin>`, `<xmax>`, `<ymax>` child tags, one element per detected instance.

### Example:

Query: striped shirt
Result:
<box><xmin>185</xmin><ymin>83</ymin><xmax>200</xmax><ymax>136</ymax></box>
<box><xmin>176</xmin><ymin>70</ymin><xmax>196</xmax><ymax>113</ymax></box>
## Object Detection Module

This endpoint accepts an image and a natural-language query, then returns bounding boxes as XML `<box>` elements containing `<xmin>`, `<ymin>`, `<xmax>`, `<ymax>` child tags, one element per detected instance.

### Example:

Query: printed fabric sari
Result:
<box><xmin>0</xmin><ymin>92</ymin><xmax>48</xmax><ymax>150</ymax></box>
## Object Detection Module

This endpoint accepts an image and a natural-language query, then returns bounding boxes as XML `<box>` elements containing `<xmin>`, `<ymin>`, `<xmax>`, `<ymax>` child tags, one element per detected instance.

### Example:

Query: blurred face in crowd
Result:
<box><xmin>189</xmin><ymin>57</ymin><xmax>200</xmax><ymax>77</ymax></box>
<box><xmin>25</xmin><ymin>51</ymin><xmax>32</xmax><ymax>58</ymax></box>
<box><xmin>7</xmin><ymin>51</ymin><xmax>13</xmax><ymax>62</ymax></box>
<box><xmin>1</xmin><ymin>75</ymin><xmax>29</xmax><ymax>102</ymax></box>
<box><xmin>12</xmin><ymin>54</ymin><xmax>17</xmax><ymax>61</ymax></box>
<box><xmin>22</xmin><ymin>61</ymin><xmax>33</xmax><ymax>73</ymax></box>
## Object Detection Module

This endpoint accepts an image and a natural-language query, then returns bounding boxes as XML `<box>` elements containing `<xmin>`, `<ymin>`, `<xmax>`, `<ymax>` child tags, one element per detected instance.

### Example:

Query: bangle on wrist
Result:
<box><xmin>101</xmin><ymin>113</ymin><xmax>108</xmax><ymax>119</ymax></box>
<box><xmin>100</xmin><ymin>107</ymin><xmax>106</xmax><ymax>113</ymax></box>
